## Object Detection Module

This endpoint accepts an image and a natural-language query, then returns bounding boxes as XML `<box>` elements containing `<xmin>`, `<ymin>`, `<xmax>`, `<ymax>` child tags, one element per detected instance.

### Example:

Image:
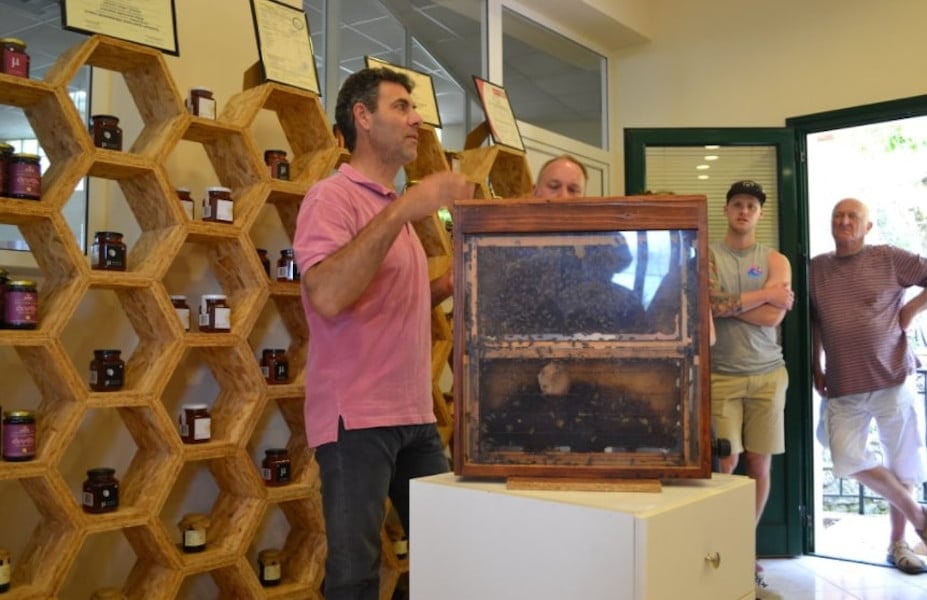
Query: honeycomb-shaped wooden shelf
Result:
<box><xmin>0</xmin><ymin>34</ymin><xmax>494</xmax><ymax>599</ymax></box>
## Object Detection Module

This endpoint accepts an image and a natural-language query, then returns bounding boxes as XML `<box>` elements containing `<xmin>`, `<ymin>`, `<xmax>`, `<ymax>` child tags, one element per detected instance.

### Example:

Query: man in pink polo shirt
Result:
<box><xmin>293</xmin><ymin>67</ymin><xmax>472</xmax><ymax>599</ymax></box>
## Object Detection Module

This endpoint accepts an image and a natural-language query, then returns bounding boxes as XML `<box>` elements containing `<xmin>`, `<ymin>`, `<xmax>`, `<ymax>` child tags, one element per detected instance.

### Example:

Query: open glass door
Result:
<box><xmin>625</xmin><ymin>128</ymin><xmax>807</xmax><ymax>558</ymax></box>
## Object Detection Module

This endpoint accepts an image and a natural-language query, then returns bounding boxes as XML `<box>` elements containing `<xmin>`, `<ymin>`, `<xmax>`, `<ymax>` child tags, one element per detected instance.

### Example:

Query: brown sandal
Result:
<box><xmin>887</xmin><ymin>540</ymin><xmax>927</xmax><ymax>575</ymax></box>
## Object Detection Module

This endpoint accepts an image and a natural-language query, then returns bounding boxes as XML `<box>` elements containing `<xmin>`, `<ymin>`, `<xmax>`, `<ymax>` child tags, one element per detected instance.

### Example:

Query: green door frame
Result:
<box><xmin>624</xmin><ymin>128</ymin><xmax>807</xmax><ymax>557</ymax></box>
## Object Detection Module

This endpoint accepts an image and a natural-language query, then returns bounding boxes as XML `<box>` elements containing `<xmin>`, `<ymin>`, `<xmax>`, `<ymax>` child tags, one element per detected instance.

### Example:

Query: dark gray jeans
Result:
<box><xmin>315</xmin><ymin>420</ymin><xmax>449</xmax><ymax>600</ymax></box>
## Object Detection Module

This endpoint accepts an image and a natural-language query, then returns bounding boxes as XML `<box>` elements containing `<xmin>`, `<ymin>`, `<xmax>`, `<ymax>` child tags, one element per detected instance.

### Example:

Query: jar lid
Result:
<box><xmin>7</xmin><ymin>279</ymin><xmax>36</xmax><ymax>287</ymax></box>
<box><xmin>87</xmin><ymin>467</ymin><xmax>117</xmax><ymax>476</ymax></box>
<box><xmin>182</xmin><ymin>402</ymin><xmax>209</xmax><ymax>409</ymax></box>
<box><xmin>264</xmin><ymin>149</ymin><xmax>287</xmax><ymax>155</ymax></box>
<box><xmin>280</xmin><ymin>248</ymin><xmax>294</xmax><ymax>255</ymax></box>
<box><xmin>11</xmin><ymin>153</ymin><xmax>40</xmax><ymax>160</ymax></box>
<box><xmin>274</xmin><ymin>348</ymin><xmax>287</xmax><ymax>353</ymax></box>
<box><xmin>191</xmin><ymin>86</ymin><xmax>213</xmax><ymax>92</ymax></box>
<box><xmin>265</xmin><ymin>448</ymin><xmax>288</xmax><ymax>455</ymax></box>
<box><xmin>206</xmin><ymin>186</ymin><xmax>231</xmax><ymax>193</ymax></box>
<box><xmin>4</xmin><ymin>410</ymin><xmax>34</xmax><ymax>418</ymax></box>
<box><xmin>258</xmin><ymin>548</ymin><xmax>282</xmax><ymax>561</ymax></box>
<box><xmin>94</xmin><ymin>231</ymin><xmax>124</xmax><ymax>237</ymax></box>
<box><xmin>93</xmin><ymin>349</ymin><xmax>122</xmax><ymax>355</ymax></box>
<box><xmin>201</xmin><ymin>294</ymin><xmax>227</xmax><ymax>300</ymax></box>
<box><xmin>170</xmin><ymin>294</ymin><xmax>187</xmax><ymax>301</ymax></box>
<box><xmin>179</xmin><ymin>512</ymin><xmax>210</xmax><ymax>528</ymax></box>
<box><xmin>91</xmin><ymin>114</ymin><xmax>119</xmax><ymax>121</ymax></box>
<box><xmin>175</xmin><ymin>186</ymin><xmax>191</xmax><ymax>193</ymax></box>
<box><xmin>1</xmin><ymin>37</ymin><xmax>26</xmax><ymax>46</ymax></box>
<box><xmin>0</xmin><ymin>142</ymin><xmax>13</xmax><ymax>152</ymax></box>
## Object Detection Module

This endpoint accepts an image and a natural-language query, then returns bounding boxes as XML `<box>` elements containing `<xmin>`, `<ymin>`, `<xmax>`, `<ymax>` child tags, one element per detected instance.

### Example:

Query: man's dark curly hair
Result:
<box><xmin>335</xmin><ymin>67</ymin><xmax>414</xmax><ymax>152</ymax></box>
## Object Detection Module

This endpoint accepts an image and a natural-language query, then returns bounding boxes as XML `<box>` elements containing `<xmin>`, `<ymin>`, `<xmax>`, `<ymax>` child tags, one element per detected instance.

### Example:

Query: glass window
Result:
<box><xmin>502</xmin><ymin>8</ymin><xmax>606</xmax><ymax>149</ymax></box>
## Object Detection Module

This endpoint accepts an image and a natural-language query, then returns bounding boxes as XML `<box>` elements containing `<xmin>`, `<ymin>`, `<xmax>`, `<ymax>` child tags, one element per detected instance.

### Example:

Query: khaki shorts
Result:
<box><xmin>711</xmin><ymin>366</ymin><xmax>788</xmax><ymax>456</ymax></box>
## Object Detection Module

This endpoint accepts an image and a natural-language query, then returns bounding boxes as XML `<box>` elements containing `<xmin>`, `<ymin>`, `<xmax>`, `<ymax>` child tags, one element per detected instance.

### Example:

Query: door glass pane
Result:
<box><xmin>644</xmin><ymin>146</ymin><xmax>779</xmax><ymax>246</ymax></box>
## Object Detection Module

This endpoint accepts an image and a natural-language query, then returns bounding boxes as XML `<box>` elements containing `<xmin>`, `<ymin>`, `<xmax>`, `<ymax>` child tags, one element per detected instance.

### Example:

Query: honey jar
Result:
<box><xmin>89</xmin><ymin>349</ymin><xmax>125</xmax><ymax>392</ymax></box>
<box><xmin>186</xmin><ymin>87</ymin><xmax>216</xmax><ymax>119</ymax></box>
<box><xmin>178</xmin><ymin>513</ymin><xmax>210</xmax><ymax>552</ymax></box>
<box><xmin>0</xmin><ymin>38</ymin><xmax>29</xmax><ymax>78</ymax></box>
<box><xmin>201</xmin><ymin>186</ymin><xmax>233</xmax><ymax>223</ymax></box>
<box><xmin>0</xmin><ymin>548</ymin><xmax>10</xmax><ymax>593</ymax></box>
<box><xmin>90</xmin><ymin>115</ymin><xmax>123</xmax><ymax>150</ymax></box>
<box><xmin>276</xmin><ymin>249</ymin><xmax>298</xmax><ymax>281</ymax></box>
<box><xmin>176</xmin><ymin>187</ymin><xmax>195</xmax><ymax>219</ymax></box>
<box><xmin>0</xmin><ymin>142</ymin><xmax>13</xmax><ymax>196</ymax></box>
<box><xmin>171</xmin><ymin>295</ymin><xmax>190</xmax><ymax>331</ymax></box>
<box><xmin>198</xmin><ymin>294</ymin><xmax>230</xmax><ymax>332</ymax></box>
<box><xmin>3</xmin><ymin>279</ymin><xmax>37</xmax><ymax>329</ymax></box>
<box><xmin>261</xmin><ymin>348</ymin><xmax>289</xmax><ymax>384</ymax></box>
<box><xmin>178</xmin><ymin>403</ymin><xmax>211</xmax><ymax>443</ymax></box>
<box><xmin>258</xmin><ymin>548</ymin><xmax>283</xmax><ymax>587</ymax></box>
<box><xmin>6</xmin><ymin>153</ymin><xmax>41</xmax><ymax>200</ymax></box>
<box><xmin>2</xmin><ymin>410</ymin><xmax>36</xmax><ymax>462</ymax></box>
<box><xmin>82</xmin><ymin>467</ymin><xmax>119</xmax><ymax>514</ymax></box>
<box><xmin>261</xmin><ymin>448</ymin><xmax>291</xmax><ymax>486</ymax></box>
<box><xmin>91</xmin><ymin>231</ymin><xmax>127</xmax><ymax>271</ymax></box>
<box><xmin>264</xmin><ymin>149</ymin><xmax>290</xmax><ymax>180</ymax></box>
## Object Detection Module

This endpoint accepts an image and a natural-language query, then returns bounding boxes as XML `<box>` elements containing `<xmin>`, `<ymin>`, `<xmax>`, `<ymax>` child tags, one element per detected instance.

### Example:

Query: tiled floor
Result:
<box><xmin>757</xmin><ymin>555</ymin><xmax>927</xmax><ymax>599</ymax></box>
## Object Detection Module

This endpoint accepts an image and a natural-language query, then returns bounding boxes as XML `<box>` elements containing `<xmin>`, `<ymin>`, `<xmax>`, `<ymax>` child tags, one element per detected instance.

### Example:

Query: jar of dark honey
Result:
<box><xmin>7</xmin><ymin>153</ymin><xmax>41</xmax><ymax>200</ymax></box>
<box><xmin>91</xmin><ymin>231</ymin><xmax>127</xmax><ymax>271</ymax></box>
<box><xmin>0</xmin><ymin>38</ymin><xmax>29</xmax><ymax>78</ymax></box>
<box><xmin>178</xmin><ymin>513</ymin><xmax>210</xmax><ymax>552</ymax></box>
<box><xmin>89</xmin><ymin>350</ymin><xmax>124</xmax><ymax>391</ymax></box>
<box><xmin>90</xmin><ymin>115</ymin><xmax>123</xmax><ymax>150</ymax></box>
<box><xmin>0</xmin><ymin>142</ymin><xmax>13</xmax><ymax>196</ymax></box>
<box><xmin>276</xmin><ymin>249</ymin><xmax>298</xmax><ymax>281</ymax></box>
<box><xmin>198</xmin><ymin>294</ymin><xmax>230</xmax><ymax>332</ymax></box>
<box><xmin>201</xmin><ymin>186</ymin><xmax>233</xmax><ymax>223</ymax></box>
<box><xmin>264</xmin><ymin>149</ymin><xmax>290</xmax><ymax>180</ymax></box>
<box><xmin>0</xmin><ymin>547</ymin><xmax>10</xmax><ymax>592</ymax></box>
<box><xmin>186</xmin><ymin>87</ymin><xmax>216</xmax><ymax>119</ymax></box>
<box><xmin>261</xmin><ymin>448</ymin><xmax>291</xmax><ymax>486</ymax></box>
<box><xmin>258</xmin><ymin>548</ymin><xmax>282</xmax><ymax>587</ymax></box>
<box><xmin>2</xmin><ymin>410</ymin><xmax>36</xmax><ymax>462</ymax></box>
<box><xmin>176</xmin><ymin>187</ymin><xmax>194</xmax><ymax>219</ymax></box>
<box><xmin>3</xmin><ymin>279</ymin><xmax>37</xmax><ymax>329</ymax></box>
<box><xmin>178</xmin><ymin>403</ymin><xmax>211</xmax><ymax>443</ymax></box>
<box><xmin>171</xmin><ymin>295</ymin><xmax>190</xmax><ymax>331</ymax></box>
<box><xmin>261</xmin><ymin>348</ymin><xmax>289</xmax><ymax>384</ymax></box>
<box><xmin>82</xmin><ymin>467</ymin><xmax>119</xmax><ymax>513</ymax></box>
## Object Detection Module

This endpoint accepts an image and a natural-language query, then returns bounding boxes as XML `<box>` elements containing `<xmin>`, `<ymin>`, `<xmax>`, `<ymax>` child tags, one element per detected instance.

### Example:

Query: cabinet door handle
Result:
<box><xmin>704</xmin><ymin>552</ymin><xmax>721</xmax><ymax>569</ymax></box>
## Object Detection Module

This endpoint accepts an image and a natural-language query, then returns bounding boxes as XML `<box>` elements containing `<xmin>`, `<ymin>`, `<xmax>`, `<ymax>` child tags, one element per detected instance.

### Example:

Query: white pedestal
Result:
<box><xmin>410</xmin><ymin>473</ymin><xmax>755</xmax><ymax>600</ymax></box>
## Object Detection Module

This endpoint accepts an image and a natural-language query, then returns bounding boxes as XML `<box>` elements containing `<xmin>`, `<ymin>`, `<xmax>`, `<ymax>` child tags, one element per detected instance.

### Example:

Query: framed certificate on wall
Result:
<box><xmin>473</xmin><ymin>77</ymin><xmax>525</xmax><ymax>152</ymax></box>
<box><xmin>364</xmin><ymin>56</ymin><xmax>442</xmax><ymax>128</ymax></box>
<box><xmin>250</xmin><ymin>0</ymin><xmax>320</xmax><ymax>94</ymax></box>
<box><xmin>61</xmin><ymin>0</ymin><xmax>179</xmax><ymax>55</ymax></box>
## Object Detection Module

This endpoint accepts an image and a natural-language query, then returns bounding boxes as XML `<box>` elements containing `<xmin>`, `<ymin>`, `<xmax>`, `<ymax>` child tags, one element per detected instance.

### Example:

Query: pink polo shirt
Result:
<box><xmin>293</xmin><ymin>164</ymin><xmax>433</xmax><ymax>447</ymax></box>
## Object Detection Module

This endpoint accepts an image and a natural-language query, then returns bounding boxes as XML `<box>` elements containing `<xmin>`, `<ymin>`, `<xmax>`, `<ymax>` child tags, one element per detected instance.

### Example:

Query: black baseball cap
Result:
<box><xmin>726</xmin><ymin>180</ymin><xmax>766</xmax><ymax>205</ymax></box>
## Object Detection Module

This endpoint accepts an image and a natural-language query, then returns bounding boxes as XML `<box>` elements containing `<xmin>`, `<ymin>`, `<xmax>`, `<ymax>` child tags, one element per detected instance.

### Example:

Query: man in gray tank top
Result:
<box><xmin>709</xmin><ymin>180</ymin><xmax>794</xmax><ymax>595</ymax></box>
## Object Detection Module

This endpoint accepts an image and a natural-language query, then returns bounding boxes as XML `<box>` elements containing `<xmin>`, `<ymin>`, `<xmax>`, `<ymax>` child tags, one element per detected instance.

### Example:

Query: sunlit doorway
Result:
<box><xmin>804</xmin><ymin>114</ymin><xmax>927</xmax><ymax>564</ymax></box>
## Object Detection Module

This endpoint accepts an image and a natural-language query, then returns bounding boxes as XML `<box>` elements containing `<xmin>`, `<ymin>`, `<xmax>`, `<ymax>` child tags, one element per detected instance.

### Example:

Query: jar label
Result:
<box><xmin>2</xmin><ymin>422</ymin><xmax>36</xmax><ymax>458</ymax></box>
<box><xmin>4</xmin><ymin>290</ymin><xmax>37</xmax><ymax>325</ymax></box>
<box><xmin>82</xmin><ymin>491</ymin><xmax>94</xmax><ymax>507</ymax></box>
<box><xmin>261</xmin><ymin>563</ymin><xmax>281</xmax><ymax>581</ymax></box>
<box><xmin>273</xmin><ymin>362</ymin><xmax>288</xmax><ymax>382</ymax></box>
<box><xmin>197</xmin><ymin>97</ymin><xmax>216</xmax><ymax>119</ymax></box>
<box><xmin>215</xmin><ymin>199</ymin><xmax>233</xmax><ymax>223</ymax></box>
<box><xmin>184</xmin><ymin>529</ymin><xmax>206</xmax><ymax>547</ymax></box>
<box><xmin>175</xmin><ymin>307</ymin><xmax>190</xmax><ymax>330</ymax></box>
<box><xmin>198</xmin><ymin>310</ymin><xmax>209</xmax><ymax>327</ymax></box>
<box><xmin>8</xmin><ymin>160</ymin><xmax>41</xmax><ymax>198</ymax></box>
<box><xmin>180</xmin><ymin>199</ymin><xmax>194</xmax><ymax>219</ymax></box>
<box><xmin>213</xmin><ymin>307</ymin><xmax>231</xmax><ymax>330</ymax></box>
<box><xmin>2</xmin><ymin>50</ymin><xmax>28</xmax><ymax>77</ymax></box>
<box><xmin>201</xmin><ymin>200</ymin><xmax>212</xmax><ymax>219</ymax></box>
<box><xmin>193</xmin><ymin>417</ymin><xmax>211</xmax><ymax>441</ymax></box>
<box><xmin>0</xmin><ymin>561</ymin><xmax>10</xmax><ymax>585</ymax></box>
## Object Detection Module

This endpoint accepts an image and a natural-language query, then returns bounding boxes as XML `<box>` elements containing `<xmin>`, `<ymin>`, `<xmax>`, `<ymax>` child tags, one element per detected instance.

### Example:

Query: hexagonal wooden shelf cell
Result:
<box><xmin>158</xmin><ymin>454</ymin><xmax>264</xmax><ymax>568</ymax></box>
<box><xmin>163</xmin><ymin>236</ymin><xmax>269</xmax><ymax>340</ymax></box>
<box><xmin>458</xmin><ymin>144</ymin><xmax>532</xmax><ymax>199</ymax></box>
<box><xmin>44</xmin><ymin>35</ymin><xmax>185</xmax><ymax>158</ymax></box>
<box><xmin>248</xmin><ymin>395</ymin><xmax>315</xmax><ymax>498</ymax></box>
<box><xmin>245</xmin><ymin>497</ymin><xmax>326</xmax><ymax>597</ymax></box>
<box><xmin>249</xmin><ymin>296</ymin><xmax>307</xmax><ymax>395</ymax></box>
<box><xmin>220</xmin><ymin>82</ymin><xmax>340</xmax><ymax>187</ymax></box>
<box><xmin>0</xmin><ymin>343</ymin><xmax>84</xmax><ymax>469</ymax></box>
<box><xmin>60</xmin><ymin>529</ymin><xmax>140</xmax><ymax>597</ymax></box>
<box><xmin>83</xmin><ymin>164</ymin><xmax>187</xmax><ymax>282</ymax></box>
<box><xmin>1</xmin><ymin>474</ymin><xmax>83</xmax><ymax>597</ymax></box>
<box><xmin>58</xmin><ymin>287</ymin><xmax>182</xmax><ymax>402</ymax></box>
<box><xmin>0</xmin><ymin>74</ymin><xmax>92</xmax><ymax>212</ymax></box>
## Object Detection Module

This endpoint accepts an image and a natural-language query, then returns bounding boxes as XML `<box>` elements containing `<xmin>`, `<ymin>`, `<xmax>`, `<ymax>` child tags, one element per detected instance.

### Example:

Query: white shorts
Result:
<box><xmin>823</xmin><ymin>383</ymin><xmax>927</xmax><ymax>484</ymax></box>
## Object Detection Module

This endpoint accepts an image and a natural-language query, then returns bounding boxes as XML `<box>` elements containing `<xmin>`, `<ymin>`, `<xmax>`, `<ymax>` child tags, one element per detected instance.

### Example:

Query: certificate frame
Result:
<box><xmin>249</xmin><ymin>0</ymin><xmax>320</xmax><ymax>94</ymax></box>
<box><xmin>472</xmin><ymin>76</ymin><xmax>525</xmax><ymax>152</ymax></box>
<box><xmin>61</xmin><ymin>0</ymin><xmax>179</xmax><ymax>56</ymax></box>
<box><xmin>364</xmin><ymin>56</ymin><xmax>442</xmax><ymax>128</ymax></box>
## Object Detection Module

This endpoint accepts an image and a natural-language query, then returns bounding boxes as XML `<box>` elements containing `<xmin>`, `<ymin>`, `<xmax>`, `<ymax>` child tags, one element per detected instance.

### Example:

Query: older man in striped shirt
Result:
<box><xmin>811</xmin><ymin>197</ymin><xmax>927</xmax><ymax>574</ymax></box>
